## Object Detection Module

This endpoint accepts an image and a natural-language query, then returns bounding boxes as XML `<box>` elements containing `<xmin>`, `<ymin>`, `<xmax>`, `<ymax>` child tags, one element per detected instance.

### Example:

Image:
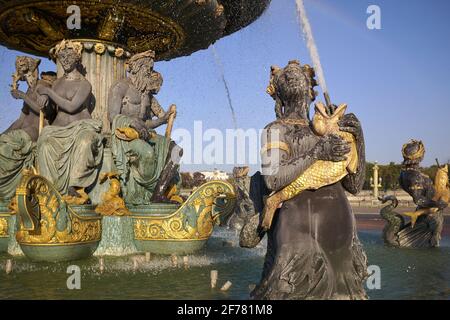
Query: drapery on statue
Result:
<box><xmin>239</xmin><ymin>60</ymin><xmax>368</xmax><ymax>300</ymax></box>
<box><xmin>35</xmin><ymin>40</ymin><xmax>104</xmax><ymax>204</ymax></box>
<box><xmin>108</xmin><ymin>50</ymin><xmax>181</xmax><ymax>205</ymax></box>
<box><xmin>379</xmin><ymin>140</ymin><xmax>448</xmax><ymax>248</ymax></box>
<box><xmin>0</xmin><ymin>57</ymin><xmax>56</xmax><ymax>201</ymax></box>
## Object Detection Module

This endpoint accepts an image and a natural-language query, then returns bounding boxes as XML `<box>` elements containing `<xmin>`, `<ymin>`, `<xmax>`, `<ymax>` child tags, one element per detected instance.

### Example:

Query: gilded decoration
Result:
<box><xmin>0</xmin><ymin>215</ymin><xmax>8</xmax><ymax>238</ymax></box>
<box><xmin>15</xmin><ymin>172</ymin><xmax>102</xmax><ymax>245</ymax></box>
<box><xmin>133</xmin><ymin>181</ymin><xmax>235</xmax><ymax>241</ymax></box>
<box><xmin>0</xmin><ymin>1</ymin><xmax>187</xmax><ymax>59</ymax></box>
<box><xmin>95</xmin><ymin>173</ymin><xmax>131</xmax><ymax>217</ymax></box>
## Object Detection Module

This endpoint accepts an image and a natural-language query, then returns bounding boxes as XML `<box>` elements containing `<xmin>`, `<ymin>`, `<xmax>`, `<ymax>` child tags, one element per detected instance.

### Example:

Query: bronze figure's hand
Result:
<box><xmin>36</xmin><ymin>85</ymin><xmax>49</xmax><ymax>96</ymax></box>
<box><xmin>130</xmin><ymin>118</ymin><xmax>149</xmax><ymax>141</ymax></box>
<box><xmin>10</xmin><ymin>89</ymin><xmax>25</xmax><ymax>100</ymax></box>
<box><xmin>37</xmin><ymin>95</ymin><xmax>48</xmax><ymax>109</ymax></box>
<box><xmin>436</xmin><ymin>199</ymin><xmax>448</xmax><ymax>210</ymax></box>
<box><xmin>315</xmin><ymin>134</ymin><xmax>351</xmax><ymax>162</ymax></box>
<box><xmin>163</xmin><ymin>105</ymin><xmax>177</xmax><ymax>123</ymax></box>
<box><xmin>338</xmin><ymin>113</ymin><xmax>362</xmax><ymax>140</ymax></box>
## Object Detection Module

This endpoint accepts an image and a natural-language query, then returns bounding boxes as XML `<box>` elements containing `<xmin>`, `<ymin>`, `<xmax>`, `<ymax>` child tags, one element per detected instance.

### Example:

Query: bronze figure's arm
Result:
<box><xmin>262</xmin><ymin>125</ymin><xmax>351</xmax><ymax>192</ymax></box>
<box><xmin>339</xmin><ymin>113</ymin><xmax>366</xmax><ymax>194</ymax></box>
<box><xmin>408</xmin><ymin>177</ymin><xmax>447</xmax><ymax>210</ymax></box>
<box><xmin>144</xmin><ymin>98</ymin><xmax>174</xmax><ymax>130</ymax></box>
<box><xmin>38</xmin><ymin>81</ymin><xmax>91</xmax><ymax>115</ymax></box>
<box><xmin>11</xmin><ymin>89</ymin><xmax>46</xmax><ymax>115</ymax></box>
<box><xmin>107</xmin><ymin>81</ymin><xmax>128</xmax><ymax>123</ymax></box>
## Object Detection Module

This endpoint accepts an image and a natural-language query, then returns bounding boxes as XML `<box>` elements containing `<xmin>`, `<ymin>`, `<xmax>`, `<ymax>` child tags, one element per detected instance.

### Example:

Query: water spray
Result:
<box><xmin>295</xmin><ymin>0</ymin><xmax>333</xmax><ymax>114</ymax></box>
<box><xmin>210</xmin><ymin>270</ymin><xmax>218</xmax><ymax>288</ymax></box>
<box><xmin>220</xmin><ymin>281</ymin><xmax>232</xmax><ymax>292</ymax></box>
<box><xmin>183</xmin><ymin>256</ymin><xmax>189</xmax><ymax>268</ymax></box>
<box><xmin>99</xmin><ymin>257</ymin><xmax>105</xmax><ymax>273</ymax></box>
<box><xmin>211</xmin><ymin>45</ymin><xmax>238</xmax><ymax>129</ymax></box>
<box><xmin>171</xmin><ymin>254</ymin><xmax>178</xmax><ymax>267</ymax></box>
<box><xmin>5</xmin><ymin>259</ymin><xmax>12</xmax><ymax>274</ymax></box>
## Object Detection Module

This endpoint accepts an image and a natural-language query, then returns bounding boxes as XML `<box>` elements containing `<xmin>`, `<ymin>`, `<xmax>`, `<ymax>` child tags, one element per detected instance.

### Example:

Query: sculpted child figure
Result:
<box><xmin>240</xmin><ymin>60</ymin><xmax>368</xmax><ymax>300</ymax></box>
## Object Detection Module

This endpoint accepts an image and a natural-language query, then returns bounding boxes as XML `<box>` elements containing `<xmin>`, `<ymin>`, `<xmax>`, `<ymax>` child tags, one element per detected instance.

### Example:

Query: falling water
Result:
<box><xmin>211</xmin><ymin>45</ymin><xmax>238</xmax><ymax>129</ymax></box>
<box><xmin>295</xmin><ymin>0</ymin><xmax>328</xmax><ymax>95</ymax></box>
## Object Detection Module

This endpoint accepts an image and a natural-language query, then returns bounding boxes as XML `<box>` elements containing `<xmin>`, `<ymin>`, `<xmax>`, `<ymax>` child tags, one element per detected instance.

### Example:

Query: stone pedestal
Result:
<box><xmin>94</xmin><ymin>216</ymin><xmax>137</xmax><ymax>256</ymax></box>
<box><xmin>7</xmin><ymin>215</ymin><xmax>23</xmax><ymax>256</ymax></box>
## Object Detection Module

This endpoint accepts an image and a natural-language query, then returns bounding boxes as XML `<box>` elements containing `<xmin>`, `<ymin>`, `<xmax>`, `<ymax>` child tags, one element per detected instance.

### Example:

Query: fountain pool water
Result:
<box><xmin>1</xmin><ymin>226</ymin><xmax>450</xmax><ymax>300</ymax></box>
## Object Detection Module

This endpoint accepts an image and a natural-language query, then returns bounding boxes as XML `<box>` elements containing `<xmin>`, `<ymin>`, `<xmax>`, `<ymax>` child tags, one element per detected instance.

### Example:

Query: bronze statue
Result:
<box><xmin>379</xmin><ymin>140</ymin><xmax>448</xmax><ymax>247</ymax></box>
<box><xmin>35</xmin><ymin>40</ymin><xmax>104</xmax><ymax>204</ymax></box>
<box><xmin>240</xmin><ymin>60</ymin><xmax>368</xmax><ymax>300</ymax></box>
<box><xmin>108</xmin><ymin>50</ymin><xmax>181</xmax><ymax>205</ymax></box>
<box><xmin>0</xmin><ymin>57</ymin><xmax>56</xmax><ymax>201</ymax></box>
<box><xmin>225</xmin><ymin>167</ymin><xmax>256</xmax><ymax>230</ymax></box>
<box><xmin>4</xmin><ymin>57</ymin><xmax>55</xmax><ymax>141</ymax></box>
<box><xmin>108</xmin><ymin>50</ymin><xmax>175</xmax><ymax>139</ymax></box>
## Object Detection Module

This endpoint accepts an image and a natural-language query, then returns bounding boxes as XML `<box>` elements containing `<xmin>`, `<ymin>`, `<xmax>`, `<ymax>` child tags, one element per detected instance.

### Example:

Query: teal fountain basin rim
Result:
<box><xmin>20</xmin><ymin>241</ymin><xmax>100</xmax><ymax>262</ymax></box>
<box><xmin>68</xmin><ymin>205</ymin><xmax>101</xmax><ymax>218</ymax></box>
<box><xmin>128</xmin><ymin>203</ymin><xmax>181</xmax><ymax>217</ymax></box>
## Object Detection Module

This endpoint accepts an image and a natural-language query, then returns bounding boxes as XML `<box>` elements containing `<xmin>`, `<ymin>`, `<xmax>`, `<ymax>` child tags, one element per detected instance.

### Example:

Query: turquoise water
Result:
<box><xmin>1</xmin><ymin>228</ymin><xmax>450</xmax><ymax>300</ymax></box>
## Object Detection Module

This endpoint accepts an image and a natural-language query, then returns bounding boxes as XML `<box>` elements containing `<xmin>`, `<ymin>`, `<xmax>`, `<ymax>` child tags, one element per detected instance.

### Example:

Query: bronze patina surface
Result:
<box><xmin>0</xmin><ymin>0</ymin><xmax>270</xmax><ymax>60</ymax></box>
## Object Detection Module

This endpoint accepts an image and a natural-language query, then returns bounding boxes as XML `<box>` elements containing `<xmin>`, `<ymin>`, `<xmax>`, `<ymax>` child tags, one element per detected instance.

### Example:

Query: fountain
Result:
<box><xmin>379</xmin><ymin>140</ymin><xmax>449</xmax><ymax>248</ymax></box>
<box><xmin>0</xmin><ymin>0</ymin><xmax>271</xmax><ymax>261</ymax></box>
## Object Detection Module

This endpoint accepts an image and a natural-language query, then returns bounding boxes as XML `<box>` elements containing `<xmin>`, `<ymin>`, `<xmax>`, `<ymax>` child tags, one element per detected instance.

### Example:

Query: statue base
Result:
<box><xmin>94</xmin><ymin>216</ymin><xmax>138</xmax><ymax>256</ymax></box>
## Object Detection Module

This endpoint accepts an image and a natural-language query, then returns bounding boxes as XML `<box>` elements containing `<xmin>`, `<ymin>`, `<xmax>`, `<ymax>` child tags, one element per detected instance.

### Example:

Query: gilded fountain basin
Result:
<box><xmin>130</xmin><ymin>181</ymin><xmax>236</xmax><ymax>255</ymax></box>
<box><xmin>15</xmin><ymin>174</ymin><xmax>103</xmax><ymax>262</ymax></box>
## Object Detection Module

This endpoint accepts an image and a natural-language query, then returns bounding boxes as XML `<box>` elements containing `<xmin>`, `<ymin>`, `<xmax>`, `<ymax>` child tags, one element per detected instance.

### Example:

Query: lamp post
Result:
<box><xmin>370</xmin><ymin>162</ymin><xmax>383</xmax><ymax>199</ymax></box>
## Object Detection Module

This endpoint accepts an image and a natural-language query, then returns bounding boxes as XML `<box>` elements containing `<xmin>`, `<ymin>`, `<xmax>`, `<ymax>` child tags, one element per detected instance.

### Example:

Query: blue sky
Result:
<box><xmin>1</xmin><ymin>0</ymin><xmax>449</xmax><ymax>173</ymax></box>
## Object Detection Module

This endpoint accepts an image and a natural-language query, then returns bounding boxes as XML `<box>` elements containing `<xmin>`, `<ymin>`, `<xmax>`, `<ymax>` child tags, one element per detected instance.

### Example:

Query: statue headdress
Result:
<box><xmin>266</xmin><ymin>60</ymin><xmax>318</xmax><ymax>118</ymax></box>
<box><xmin>402</xmin><ymin>139</ymin><xmax>425</xmax><ymax>161</ymax></box>
<box><xmin>50</xmin><ymin>39</ymin><xmax>83</xmax><ymax>60</ymax></box>
<box><xmin>126</xmin><ymin>50</ymin><xmax>155</xmax><ymax>72</ymax></box>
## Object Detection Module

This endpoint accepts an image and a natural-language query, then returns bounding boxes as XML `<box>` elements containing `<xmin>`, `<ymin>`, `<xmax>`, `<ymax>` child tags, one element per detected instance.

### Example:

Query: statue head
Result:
<box><xmin>40</xmin><ymin>71</ymin><xmax>57</xmax><ymax>85</ymax></box>
<box><xmin>127</xmin><ymin>50</ymin><xmax>163</xmax><ymax>94</ymax></box>
<box><xmin>233</xmin><ymin>166</ymin><xmax>250</xmax><ymax>179</ymax></box>
<box><xmin>14</xmin><ymin>56</ymin><xmax>41</xmax><ymax>86</ymax></box>
<box><xmin>53</xmin><ymin>40</ymin><xmax>83</xmax><ymax>73</ymax></box>
<box><xmin>402</xmin><ymin>139</ymin><xmax>425</xmax><ymax>166</ymax></box>
<box><xmin>267</xmin><ymin>60</ymin><xmax>317</xmax><ymax>119</ymax></box>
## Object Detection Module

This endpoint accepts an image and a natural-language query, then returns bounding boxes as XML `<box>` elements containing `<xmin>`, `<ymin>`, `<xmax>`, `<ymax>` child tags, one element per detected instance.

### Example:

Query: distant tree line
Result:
<box><xmin>363</xmin><ymin>161</ymin><xmax>450</xmax><ymax>191</ymax></box>
<box><xmin>181</xmin><ymin>161</ymin><xmax>450</xmax><ymax>191</ymax></box>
